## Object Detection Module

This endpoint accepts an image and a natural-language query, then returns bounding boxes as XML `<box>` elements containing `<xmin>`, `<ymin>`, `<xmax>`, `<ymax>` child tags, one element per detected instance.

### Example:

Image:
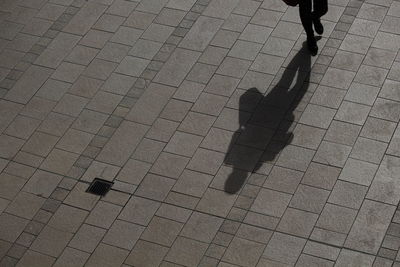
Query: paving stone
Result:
<box><xmin>53</xmin><ymin>247</ymin><xmax>90</xmax><ymax>267</ymax></box>
<box><xmin>48</xmin><ymin>204</ymin><xmax>88</xmax><ymax>233</ymax></box>
<box><xmin>165</xmin><ymin>236</ymin><xmax>208</xmax><ymax>267</ymax></box>
<box><xmin>64</xmin><ymin>2</ymin><xmax>108</xmax><ymax>35</ymax></box>
<box><xmin>299</xmin><ymin>104</ymin><xmax>336</xmax><ymax>129</ymax></box>
<box><xmin>66</xmin><ymin>45</ymin><xmax>99</xmax><ymax>65</ymax></box>
<box><xmin>187</xmin><ymin>148</ymin><xmax>225</xmax><ymax>175</ymax></box>
<box><xmin>64</xmin><ymin>182</ymin><xmax>99</xmax><ymax>211</ymax></box>
<box><xmin>125</xmin><ymin>240</ymin><xmax>169</xmax><ymax>266</ymax></box>
<box><xmin>264</xmin><ymin>166</ymin><xmax>303</xmax><ymax>194</ymax></box>
<box><xmin>5</xmin><ymin>115</ymin><xmax>41</xmax><ymax>140</ymax></box>
<box><xmin>264</xmin><ymin>232</ymin><xmax>306</xmax><ymax>265</ymax></box>
<box><xmin>314</xmin><ymin>141</ymin><xmax>352</xmax><ymax>168</ymax></box>
<box><xmin>350</xmin><ymin>137</ymin><xmax>387</xmax><ymax>164</ymax></box>
<box><xmin>17</xmin><ymin>250</ymin><xmax>55</xmax><ymax>267</ymax></box>
<box><xmin>103</xmin><ymin>220</ymin><xmax>144</xmax><ymax>250</ymax></box>
<box><xmin>203</xmin><ymin>0</ymin><xmax>240</xmax><ymax>19</ymax></box>
<box><xmin>277</xmin><ymin>208</ymin><xmax>318</xmax><ymax>238</ymax></box>
<box><xmin>181</xmin><ymin>212</ymin><xmax>223</xmax><ymax>243</ymax></box>
<box><xmin>141</xmin><ymin>216</ymin><xmax>183</xmax><ymax>246</ymax></box>
<box><xmin>31</xmin><ymin>226</ymin><xmax>73</xmax><ymax>257</ymax></box>
<box><xmin>135</xmin><ymin>173</ymin><xmax>175</xmax><ymax>201</ymax></box>
<box><xmin>154</xmin><ymin>48</ymin><xmax>200</xmax><ymax>87</ymax></box>
<box><xmin>85</xmin><ymin>243</ymin><xmax>129</xmax><ymax>267</ymax></box>
<box><xmin>69</xmin><ymin>224</ymin><xmax>106</xmax><ymax>253</ymax></box>
<box><xmin>290</xmin><ymin>185</ymin><xmax>330</xmax><ymax>214</ymax></box>
<box><xmin>330</xmin><ymin>50</ymin><xmax>363</xmax><ymax>71</ymax></box>
<box><xmin>6</xmin><ymin>192</ymin><xmax>45</xmax><ymax>219</ymax></box>
<box><xmin>251</xmin><ymin>188</ymin><xmax>291</xmax><ymax>217</ymax></box>
<box><xmin>211</xmin><ymin>29</ymin><xmax>240</xmax><ymax>48</ymax></box>
<box><xmin>196</xmin><ymin>188</ymin><xmax>237</xmax><ymax>217</ymax></box>
<box><xmin>223</xmin><ymin>237</ymin><xmax>265</xmax><ymax>267</ymax></box>
<box><xmin>0</xmin><ymin>213</ymin><xmax>28</xmax><ymax>243</ymax></box>
<box><xmin>276</xmin><ymin>145</ymin><xmax>315</xmax><ymax>171</ymax></box>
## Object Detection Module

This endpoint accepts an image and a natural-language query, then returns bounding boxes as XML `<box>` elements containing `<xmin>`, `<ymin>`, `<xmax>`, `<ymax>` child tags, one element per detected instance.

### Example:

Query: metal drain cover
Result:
<box><xmin>86</xmin><ymin>178</ymin><xmax>113</xmax><ymax>196</ymax></box>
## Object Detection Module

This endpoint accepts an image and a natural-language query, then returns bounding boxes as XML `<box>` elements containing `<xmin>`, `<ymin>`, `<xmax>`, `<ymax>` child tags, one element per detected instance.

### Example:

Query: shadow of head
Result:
<box><xmin>224</xmin><ymin>41</ymin><xmax>313</xmax><ymax>194</ymax></box>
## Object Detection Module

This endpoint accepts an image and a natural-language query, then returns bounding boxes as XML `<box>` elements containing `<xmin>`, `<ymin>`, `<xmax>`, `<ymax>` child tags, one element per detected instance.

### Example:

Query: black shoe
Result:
<box><xmin>313</xmin><ymin>18</ymin><xmax>324</xmax><ymax>35</ymax></box>
<box><xmin>307</xmin><ymin>36</ymin><xmax>318</xmax><ymax>55</ymax></box>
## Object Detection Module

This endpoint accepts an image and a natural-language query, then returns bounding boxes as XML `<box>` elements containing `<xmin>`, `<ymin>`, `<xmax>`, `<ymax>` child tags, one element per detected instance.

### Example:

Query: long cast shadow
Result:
<box><xmin>224</xmin><ymin>41</ymin><xmax>312</xmax><ymax>194</ymax></box>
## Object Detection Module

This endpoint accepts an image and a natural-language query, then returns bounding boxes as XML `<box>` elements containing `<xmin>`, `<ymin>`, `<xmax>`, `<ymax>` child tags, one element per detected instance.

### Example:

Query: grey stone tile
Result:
<box><xmin>110</xmin><ymin>26</ymin><xmax>141</xmax><ymax>46</ymax></box>
<box><xmin>5</xmin><ymin>115</ymin><xmax>41</xmax><ymax>140</ymax></box>
<box><xmin>324</xmin><ymin>120</ymin><xmax>361</xmax><ymax>146</ymax></box>
<box><xmin>40</xmin><ymin>149</ymin><xmax>78</xmax><ymax>175</ymax></box>
<box><xmin>350</xmin><ymin>137</ymin><xmax>387</xmax><ymax>164</ymax></box>
<box><xmin>56</xmin><ymin>129</ymin><xmax>93</xmax><ymax>154</ymax></box>
<box><xmin>86</xmin><ymin>200</ymin><xmax>122</xmax><ymax>228</ymax></box>
<box><xmin>52</xmin><ymin>62</ymin><xmax>85</xmax><ymax>83</ymax></box>
<box><xmin>85</xmin><ymin>243</ymin><xmax>129</xmax><ymax>267</ymax></box>
<box><xmin>155</xmin><ymin>203</ymin><xmax>191</xmax><ymax>223</ymax></box>
<box><xmin>361</xmin><ymin>117</ymin><xmax>396</xmax><ymax>142</ymax></box>
<box><xmin>17</xmin><ymin>250</ymin><xmax>55</xmax><ymax>267</ymax></box>
<box><xmin>69</xmin><ymin>224</ymin><xmax>106</xmax><ymax>253</ymax></box>
<box><xmin>291</xmin><ymin>124</ymin><xmax>325</xmax><ymax>150</ymax></box>
<box><xmin>187</xmin><ymin>63</ymin><xmax>217</xmax><ymax>84</ymax></box>
<box><xmin>222</xmin><ymin>13</ymin><xmax>251</xmax><ymax>32</ymax></box>
<box><xmin>118</xmin><ymin>196</ymin><xmax>159</xmax><ymax>226</ymax></box>
<box><xmin>135</xmin><ymin>173</ymin><xmax>175</xmax><ymax>201</ymax></box>
<box><xmin>372</xmin><ymin>31</ymin><xmax>400</xmax><ymax>51</ymax></box>
<box><xmin>68</xmin><ymin>76</ymin><xmax>102</xmax><ymax>99</ymax></box>
<box><xmin>165</xmin><ymin>236</ymin><xmax>208</xmax><ymax>267</ymax></box>
<box><xmin>211</xmin><ymin>29</ymin><xmax>240</xmax><ymax>48</ymax></box>
<box><xmin>53</xmin><ymin>247</ymin><xmax>89</xmax><ymax>267</ymax></box>
<box><xmin>20</xmin><ymin>97</ymin><xmax>56</xmax><ymax>120</ymax></box>
<box><xmin>0</xmin><ymin>173</ymin><xmax>26</xmax><ymax>200</ymax></box>
<box><xmin>53</xmin><ymin>94</ymin><xmax>89</xmax><ymax>117</ymax></box>
<box><xmin>21</xmin><ymin>18</ymin><xmax>52</xmax><ymax>37</ymax></box>
<box><xmin>66</xmin><ymin>45</ymin><xmax>99</xmax><ymax>66</ymax></box>
<box><xmin>48</xmin><ymin>204</ymin><xmax>88</xmax><ymax>233</ymax></box>
<box><xmin>251</xmin><ymin>188</ymin><xmax>291</xmax><ymax>217</ymax></box>
<box><xmin>331</xmin><ymin>50</ymin><xmax>364</xmax><ymax>71</ymax></box>
<box><xmin>203</xmin><ymin>0</ymin><xmax>240</xmax><ymax>19</ymax></box>
<box><xmin>125</xmin><ymin>240</ymin><xmax>168</xmax><ymax>267</ymax></box>
<box><xmin>154</xmin><ymin>48</ymin><xmax>201</xmax><ymax>87</ymax></box>
<box><xmin>345</xmin><ymin>200</ymin><xmax>395</xmax><ymax>254</ymax></box>
<box><xmin>354</xmin><ymin>65</ymin><xmax>388</xmax><ymax>87</ymax></box>
<box><xmin>79</xmin><ymin>29</ymin><xmax>112</xmax><ymax>49</ymax></box>
<box><xmin>132</xmin><ymin>138</ymin><xmax>166</xmax><ymax>163</ymax></box>
<box><xmin>64</xmin><ymin>182</ymin><xmax>100</xmax><ymax>211</ymax></box>
<box><xmin>340</xmin><ymin>34</ymin><xmax>373</xmax><ymax>54</ymax></box>
<box><xmin>97</xmin><ymin>121</ymin><xmax>148</xmax><ymax>166</ymax></box>
<box><xmin>310</xmin><ymin>228</ymin><xmax>347</xmax><ymax>247</ymax></box>
<box><xmin>317</xmin><ymin>203</ymin><xmax>357</xmax><ymax>234</ymax></box>
<box><xmin>86</xmin><ymin>91</ymin><xmax>122</xmax><ymax>114</ymax></box>
<box><xmin>31</xmin><ymin>226</ymin><xmax>73</xmax><ymax>257</ymax></box>
<box><xmin>181</xmin><ymin>212</ymin><xmax>223</xmax><ymax>243</ymax></box>
<box><xmin>150</xmin><ymin>152</ymin><xmax>188</xmax><ymax>178</ymax></box>
<box><xmin>345</xmin><ymin>82</ymin><xmax>380</xmax><ymax>106</ymax></box>
<box><xmin>145</xmin><ymin>118</ymin><xmax>179</xmax><ymax>142</ymax></box>
<box><xmin>103</xmin><ymin>220</ymin><xmax>144</xmax><ymax>250</ymax></box>
<box><xmin>115</xmin><ymin>158</ymin><xmax>150</xmax><ymax>185</ymax></box>
<box><xmin>0</xmin><ymin>100</ymin><xmax>23</xmax><ymax>133</ymax></box>
<box><xmin>192</xmin><ymin>92</ymin><xmax>228</xmax><ymax>116</ymax></box>
<box><xmin>129</xmin><ymin>39</ymin><xmax>163</xmax><ymax>60</ymax></box>
<box><xmin>277</xmin><ymin>208</ymin><xmax>319</xmax><ymax>238</ymax></box>
<box><xmin>93</xmin><ymin>14</ymin><xmax>125</xmax><ymax>32</ymax></box>
<box><xmin>296</xmin><ymin>254</ymin><xmax>334</xmax><ymax>267</ymax></box>
<box><xmin>236</xmin><ymin>224</ymin><xmax>272</xmax><ymax>244</ymax></box>
<box><xmin>371</xmin><ymin>97</ymin><xmax>400</xmax><ymax>122</ymax></box>
<box><xmin>367</xmin><ymin>155</ymin><xmax>400</xmax><ymax>205</ymax></box>
<box><xmin>290</xmin><ymin>185</ymin><xmax>330</xmax><ymax>214</ymax></box>
<box><xmin>328</xmin><ymin>180</ymin><xmax>368</xmax><ymax>209</ymax></box>
<box><xmin>336</xmin><ymin>249</ymin><xmax>375</xmax><ymax>266</ymax></box>
<box><xmin>379</xmin><ymin>79</ymin><xmax>400</xmax><ymax>102</ymax></box>
<box><xmin>84</xmin><ymin>59</ymin><xmax>118</xmax><ymax>80</ymax></box>
<box><xmin>264</xmin><ymin>232</ymin><xmax>306</xmax><ymax>265</ymax></box>
<box><xmin>0</xmin><ymin>213</ymin><xmax>28</xmax><ymax>242</ymax></box>
<box><xmin>6</xmin><ymin>192</ymin><xmax>45</xmax><ymax>220</ymax></box>
<box><xmin>314</xmin><ymin>141</ymin><xmax>351</xmax><ymax>168</ymax></box>
<box><xmin>115</xmin><ymin>56</ymin><xmax>149</xmax><ymax>77</ymax></box>
<box><xmin>271</xmin><ymin>21</ymin><xmax>303</xmax><ymax>40</ymax></box>
<box><xmin>223</xmin><ymin>237</ymin><xmax>265</xmax><ymax>267</ymax></box>
<box><xmin>141</xmin><ymin>216</ymin><xmax>183</xmax><ymax>246</ymax></box>
<box><xmin>64</xmin><ymin>2</ymin><xmax>107</xmax><ymax>35</ymax></box>
<box><xmin>180</xmin><ymin>16</ymin><xmax>223</xmax><ymax>51</ymax></box>
<box><xmin>5</xmin><ymin>65</ymin><xmax>53</xmax><ymax>104</ymax></box>
<box><xmin>349</xmin><ymin>18</ymin><xmax>380</xmax><ymax>38</ymax></box>
<box><xmin>276</xmin><ymin>145</ymin><xmax>315</xmax><ymax>171</ymax></box>
<box><xmin>264</xmin><ymin>166</ymin><xmax>303</xmax><ymax>194</ymax></box>
<box><xmin>142</xmin><ymin>23</ymin><xmax>174</xmax><ymax>43</ymax></box>
<box><xmin>136</xmin><ymin>0</ymin><xmax>168</xmax><ymax>14</ymax></box>
<box><xmin>196</xmin><ymin>188</ymin><xmax>237</xmax><ymax>217</ymax></box>
<box><xmin>173</xmin><ymin>169</ymin><xmax>213</xmax><ymax>197</ymax></box>
<box><xmin>250</xmin><ymin>54</ymin><xmax>284</xmax><ymax>75</ymax></box>
<box><xmin>101</xmin><ymin>73</ymin><xmax>136</xmax><ymax>95</ymax></box>
<box><xmin>0</xmin><ymin>134</ymin><xmax>24</xmax><ymax>160</ymax></box>
<box><xmin>217</xmin><ymin>57</ymin><xmax>251</xmax><ymax>78</ymax></box>
<box><xmin>339</xmin><ymin>158</ymin><xmax>378</xmax><ymax>186</ymax></box>
<box><xmin>238</xmin><ymin>71</ymin><xmax>274</xmax><ymax>93</ymax></box>
<box><xmin>155</xmin><ymin>8</ymin><xmax>185</xmax><ymax>26</ymax></box>
<box><xmin>364</xmin><ymin>48</ymin><xmax>396</xmax><ymax>69</ymax></box>
<box><xmin>229</xmin><ymin>40</ymin><xmax>262</xmax><ymax>61</ymax></box>
<box><xmin>335</xmin><ymin>101</ymin><xmax>370</xmax><ymax>125</ymax></box>
<box><xmin>321</xmin><ymin>67</ymin><xmax>355</xmax><ymax>89</ymax></box>
<box><xmin>299</xmin><ymin>104</ymin><xmax>336</xmax><ymax>129</ymax></box>
<box><xmin>358</xmin><ymin>3</ymin><xmax>388</xmax><ymax>22</ymax></box>
<box><xmin>72</xmin><ymin>109</ymin><xmax>108</xmax><ymax>134</ymax></box>
<box><xmin>179</xmin><ymin>112</ymin><xmax>216</xmax><ymax>136</ymax></box>
<box><xmin>310</xmin><ymin>85</ymin><xmax>346</xmax><ymax>109</ymax></box>
<box><xmin>199</xmin><ymin>46</ymin><xmax>229</xmax><ymax>66</ymax></box>
<box><xmin>124</xmin><ymin>10</ymin><xmax>155</xmax><ymax>29</ymax></box>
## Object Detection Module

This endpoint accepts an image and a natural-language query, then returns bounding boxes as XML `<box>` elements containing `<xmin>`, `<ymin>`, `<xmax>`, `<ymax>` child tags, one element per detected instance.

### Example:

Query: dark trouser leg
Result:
<box><xmin>299</xmin><ymin>0</ymin><xmax>313</xmax><ymax>37</ymax></box>
<box><xmin>312</xmin><ymin>0</ymin><xmax>328</xmax><ymax>20</ymax></box>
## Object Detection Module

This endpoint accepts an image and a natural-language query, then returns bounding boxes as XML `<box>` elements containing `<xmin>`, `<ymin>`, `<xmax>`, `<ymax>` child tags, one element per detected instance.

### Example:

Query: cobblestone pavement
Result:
<box><xmin>1</xmin><ymin>0</ymin><xmax>400</xmax><ymax>266</ymax></box>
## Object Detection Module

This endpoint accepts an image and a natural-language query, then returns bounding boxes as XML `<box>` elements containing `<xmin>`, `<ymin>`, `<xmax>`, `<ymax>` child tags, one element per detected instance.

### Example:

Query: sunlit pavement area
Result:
<box><xmin>1</xmin><ymin>0</ymin><xmax>400</xmax><ymax>266</ymax></box>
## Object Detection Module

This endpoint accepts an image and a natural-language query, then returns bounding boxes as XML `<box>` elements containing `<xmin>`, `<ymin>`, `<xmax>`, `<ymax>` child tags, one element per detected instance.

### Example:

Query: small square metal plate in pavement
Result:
<box><xmin>86</xmin><ymin>178</ymin><xmax>113</xmax><ymax>196</ymax></box>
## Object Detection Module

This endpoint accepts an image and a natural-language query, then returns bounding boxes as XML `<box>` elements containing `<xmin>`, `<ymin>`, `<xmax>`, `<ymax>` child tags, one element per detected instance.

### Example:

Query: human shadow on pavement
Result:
<box><xmin>224</xmin><ymin>41</ymin><xmax>313</xmax><ymax>194</ymax></box>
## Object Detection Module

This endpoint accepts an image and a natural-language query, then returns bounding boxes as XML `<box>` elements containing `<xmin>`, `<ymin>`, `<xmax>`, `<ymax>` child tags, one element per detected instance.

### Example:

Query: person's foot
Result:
<box><xmin>307</xmin><ymin>35</ymin><xmax>318</xmax><ymax>55</ymax></box>
<box><xmin>313</xmin><ymin>18</ymin><xmax>324</xmax><ymax>35</ymax></box>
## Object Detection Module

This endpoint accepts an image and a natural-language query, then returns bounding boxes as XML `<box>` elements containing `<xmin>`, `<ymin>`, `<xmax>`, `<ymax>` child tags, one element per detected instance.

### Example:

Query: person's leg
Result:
<box><xmin>299</xmin><ymin>0</ymin><xmax>318</xmax><ymax>54</ymax></box>
<box><xmin>312</xmin><ymin>0</ymin><xmax>328</xmax><ymax>34</ymax></box>
<box><xmin>299</xmin><ymin>0</ymin><xmax>313</xmax><ymax>37</ymax></box>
